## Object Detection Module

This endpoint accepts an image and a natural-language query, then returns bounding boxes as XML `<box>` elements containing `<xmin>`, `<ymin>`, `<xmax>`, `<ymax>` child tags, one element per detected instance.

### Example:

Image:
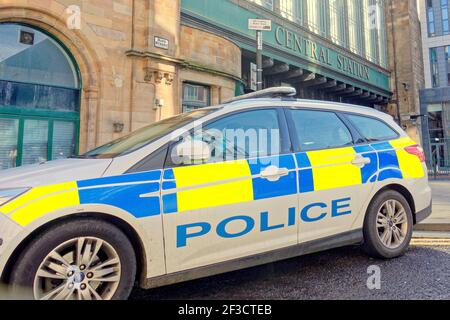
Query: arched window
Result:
<box><xmin>0</xmin><ymin>23</ymin><xmax>80</xmax><ymax>169</ymax></box>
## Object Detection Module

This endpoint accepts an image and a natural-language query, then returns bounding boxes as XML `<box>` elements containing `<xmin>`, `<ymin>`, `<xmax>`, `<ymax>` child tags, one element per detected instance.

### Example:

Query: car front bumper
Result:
<box><xmin>0</xmin><ymin>213</ymin><xmax>23</xmax><ymax>279</ymax></box>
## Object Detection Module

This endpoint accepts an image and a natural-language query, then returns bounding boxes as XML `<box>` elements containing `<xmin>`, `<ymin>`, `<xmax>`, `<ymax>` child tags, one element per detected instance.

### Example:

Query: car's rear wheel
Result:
<box><xmin>9</xmin><ymin>218</ymin><xmax>136</xmax><ymax>300</ymax></box>
<box><xmin>363</xmin><ymin>190</ymin><xmax>413</xmax><ymax>259</ymax></box>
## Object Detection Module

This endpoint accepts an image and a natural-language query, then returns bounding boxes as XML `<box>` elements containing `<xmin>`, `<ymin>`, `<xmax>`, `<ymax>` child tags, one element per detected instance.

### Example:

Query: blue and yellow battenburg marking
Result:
<box><xmin>2</xmin><ymin>172</ymin><xmax>163</xmax><ymax>226</ymax></box>
<box><xmin>162</xmin><ymin>155</ymin><xmax>298</xmax><ymax>214</ymax></box>
<box><xmin>1</xmin><ymin>138</ymin><xmax>424</xmax><ymax>226</ymax></box>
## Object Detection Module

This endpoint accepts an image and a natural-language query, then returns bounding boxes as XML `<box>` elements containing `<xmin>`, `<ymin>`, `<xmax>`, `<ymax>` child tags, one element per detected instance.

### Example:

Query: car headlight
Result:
<box><xmin>0</xmin><ymin>188</ymin><xmax>30</xmax><ymax>207</ymax></box>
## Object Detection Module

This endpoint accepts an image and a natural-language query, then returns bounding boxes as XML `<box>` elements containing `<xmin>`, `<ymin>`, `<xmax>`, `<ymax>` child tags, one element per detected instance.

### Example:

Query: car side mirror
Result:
<box><xmin>175</xmin><ymin>139</ymin><xmax>211</xmax><ymax>164</ymax></box>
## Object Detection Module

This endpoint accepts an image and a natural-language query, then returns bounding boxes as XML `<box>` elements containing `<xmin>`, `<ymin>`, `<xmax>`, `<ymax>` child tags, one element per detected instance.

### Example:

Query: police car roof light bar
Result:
<box><xmin>224</xmin><ymin>87</ymin><xmax>297</xmax><ymax>104</ymax></box>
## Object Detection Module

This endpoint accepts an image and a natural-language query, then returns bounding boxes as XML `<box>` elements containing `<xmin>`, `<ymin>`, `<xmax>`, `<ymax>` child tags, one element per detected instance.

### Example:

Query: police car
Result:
<box><xmin>0</xmin><ymin>87</ymin><xmax>432</xmax><ymax>300</ymax></box>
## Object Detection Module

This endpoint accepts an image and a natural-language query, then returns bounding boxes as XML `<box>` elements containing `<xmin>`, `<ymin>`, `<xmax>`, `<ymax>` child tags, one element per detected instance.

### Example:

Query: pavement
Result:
<box><xmin>131</xmin><ymin>242</ymin><xmax>450</xmax><ymax>300</ymax></box>
<box><xmin>415</xmin><ymin>180</ymin><xmax>450</xmax><ymax>232</ymax></box>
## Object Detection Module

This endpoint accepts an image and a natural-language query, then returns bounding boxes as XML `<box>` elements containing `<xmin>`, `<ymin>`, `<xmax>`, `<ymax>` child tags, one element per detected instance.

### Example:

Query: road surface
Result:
<box><xmin>131</xmin><ymin>241</ymin><xmax>450</xmax><ymax>300</ymax></box>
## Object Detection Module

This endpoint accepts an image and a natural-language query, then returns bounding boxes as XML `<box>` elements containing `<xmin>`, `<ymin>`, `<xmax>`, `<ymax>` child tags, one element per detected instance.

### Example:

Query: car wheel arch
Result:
<box><xmin>368</xmin><ymin>184</ymin><xmax>416</xmax><ymax>224</ymax></box>
<box><xmin>1</xmin><ymin>212</ymin><xmax>147</xmax><ymax>287</ymax></box>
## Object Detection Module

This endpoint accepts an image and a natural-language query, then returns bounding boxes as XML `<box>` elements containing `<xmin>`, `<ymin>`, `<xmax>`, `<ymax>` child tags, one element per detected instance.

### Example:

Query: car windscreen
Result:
<box><xmin>79</xmin><ymin>108</ymin><xmax>218</xmax><ymax>159</ymax></box>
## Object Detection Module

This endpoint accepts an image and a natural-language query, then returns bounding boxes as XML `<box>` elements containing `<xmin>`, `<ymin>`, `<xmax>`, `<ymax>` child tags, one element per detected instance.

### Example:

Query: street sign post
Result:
<box><xmin>248</xmin><ymin>19</ymin><xmax>272</xmax><ymax>31</ymax></box>
<box><xmin>248</xmin><ymin>19</ymin><xmax>272</xmax><ymax>91</ymax></box>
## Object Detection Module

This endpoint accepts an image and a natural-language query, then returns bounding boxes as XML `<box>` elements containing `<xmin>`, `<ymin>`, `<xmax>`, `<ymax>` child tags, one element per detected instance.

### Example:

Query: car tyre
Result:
<box><xmin>363</xmin><ymin>190</ymin><xmax>413</xmax><ymax>259</ymax></box>
<box><xmin>9</xmin><ymin>218</ymin><xmax>136</xmax><ymax>300</ymax></box>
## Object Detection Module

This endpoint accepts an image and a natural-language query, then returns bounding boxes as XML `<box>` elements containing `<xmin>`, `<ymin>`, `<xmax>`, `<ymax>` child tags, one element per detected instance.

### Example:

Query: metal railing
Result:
<box><xmin>427</xmin><ymin>156</ymin><xmax>450</xmax><ymax>179</ymax></box>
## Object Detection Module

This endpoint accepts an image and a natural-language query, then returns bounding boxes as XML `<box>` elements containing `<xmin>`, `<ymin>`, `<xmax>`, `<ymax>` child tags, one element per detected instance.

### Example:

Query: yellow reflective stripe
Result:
<box><xmin>173</xmin><ymin>160</ymin><xmax>253</xmax><ymax>212</ymax></box>
<box><xmin>390</xmin><ymin>138</ymin><xmax>425</xmax><ymax>179</ymax></box>
<box><xmin>7</xmin><ymin>182</ymin><xmax>80</xmax><ymax>227</ymax></box>
<box><xmin>389</xmin><ymin>137</ymin><xmax>416</xmax><ymax>149</ymax></box>
<box><xmin>307</xmin><ymin>147</ymin><xmax>362</xmax><ymax>191</ymax></box>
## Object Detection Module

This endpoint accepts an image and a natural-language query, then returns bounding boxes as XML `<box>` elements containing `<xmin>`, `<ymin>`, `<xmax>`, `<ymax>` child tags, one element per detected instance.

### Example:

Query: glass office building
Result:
<box><xmin>420</xmin><ymin>0</ymin><xmax>450</xmax><ymax>170</ymax></box>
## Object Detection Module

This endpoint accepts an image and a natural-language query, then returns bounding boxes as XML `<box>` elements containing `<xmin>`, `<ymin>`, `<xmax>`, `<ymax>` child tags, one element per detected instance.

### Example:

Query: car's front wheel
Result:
<box><xmin>9</xmin><ymin>218</ymin><xmax>136</xmax><ymax>300</ymax></box>
<box><xmin>363</xmin><ymin>190</ymin><xmax>414</xmax><ymax>259</ymax></box>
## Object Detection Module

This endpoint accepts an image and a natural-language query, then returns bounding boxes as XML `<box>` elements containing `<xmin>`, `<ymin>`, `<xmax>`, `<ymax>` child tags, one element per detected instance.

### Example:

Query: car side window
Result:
<box><xmin>288</xmin><ymin>109</ymin><xmax>353</xmax><ymax>152</ymax></box>
<box><xmin>166</xmin><ymin>109</ymin><xmax>282</xmax><ymax>167</ymax></box>
<box><xmin>346</xmin><ymin>114</ymin><xmax>399</xmax><ymax>142</ymax></box>
<box><xmin>127</xmin><ymin>145</ymin><xmax>168</xmax><ymax>173</ymax></box>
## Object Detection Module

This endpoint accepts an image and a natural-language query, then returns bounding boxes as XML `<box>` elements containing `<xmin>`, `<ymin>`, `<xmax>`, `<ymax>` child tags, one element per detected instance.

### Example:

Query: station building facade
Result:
<box><xmin>0</xmin><ymin>0</ymin><xmax>391</xmax><ymax>168</ymax></box>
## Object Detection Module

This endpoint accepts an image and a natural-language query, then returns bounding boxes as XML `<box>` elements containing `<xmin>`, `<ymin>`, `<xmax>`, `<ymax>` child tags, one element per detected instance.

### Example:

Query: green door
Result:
<box><xmin>0</xmin><ymin>23</ymin><xmax>80</xmax><ymax>169</ymax></box>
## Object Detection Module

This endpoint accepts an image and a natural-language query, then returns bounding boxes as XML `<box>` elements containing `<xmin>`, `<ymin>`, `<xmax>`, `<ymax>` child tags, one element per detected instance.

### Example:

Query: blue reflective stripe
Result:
<box><xmin>370</xmin><ymin>142</ymin><xmax>402</xmax><ymax>181</ymax></box>
<box><xmin>378</xmin><ymin>168</ymin><xmax>403</xmax><ymax>181</ymax></box>
<box><xmin>163</xmin><ymin>169</ymin><xmax>175</xmax><ymax>180</ymax></box>
<box><xmin>78</xmin><ymin>183</ymin><xmax>161</xmax><ymax>218</ymax></box>
<box><xmin>371</xmin><ymin>142</ymin><xmax>393</xmax><ymax>151</ymax></box>
<box><xmin>354</xmin><ymin>145</ymin><xmax>378</xmax><ymax>184</ymax></box>
<box><xmin>78</xmin><ymin>171</ymin><xmax>162</xmax><ymax>188</ymax></box>
<box><xmin>162</xmin><ymin>181</ymin><xmax>177</xmax><ymax>190</ymax></box>
<box><xmin>249</xmin><ymin>155</ymin><xmax>297</xmax><ymax>200</ymax></box>
<box><xmin>163</xmin><ymin>193</ymin><xmax>178</xmax><ymax>214</ymax></box>
<box><xmin>353</xmin><ymin>145</ymin><xmax>373</xmax><ymax>153</ymax></box>
<box><xmin>295</xmin><ymin>153</ymin><xmax>314</xmax><ymax>193</ymax></box>
<box><xmin>296</xmin><ymin>152</ymin><xmax>312</xmax><ymax>168</ymax></box>
<box><xmin>252</xmin><ymin>172</ymin><xmax>298</xmax><ymax>200</ymax></box>
<box><xmin>247</xmin><ymin>154</ymin><xmax>296</xmax><ymax>174</ymax></box>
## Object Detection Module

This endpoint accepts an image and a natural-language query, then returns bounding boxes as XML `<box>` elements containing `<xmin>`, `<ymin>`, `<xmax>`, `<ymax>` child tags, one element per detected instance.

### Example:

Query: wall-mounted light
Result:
<box><xmin>402</xmin><ymin>82</ymin><xmax>410</xmax><ymax>92</ymax></box>
<box><xmin>113</xmin><ymin>122</ymin><xmax>124</xmax><ymax>133</ymax></box>
<box><xmin>154</xmin><ymin>98</ymin><xmax>164</xmax><ymax>110</ymax></box>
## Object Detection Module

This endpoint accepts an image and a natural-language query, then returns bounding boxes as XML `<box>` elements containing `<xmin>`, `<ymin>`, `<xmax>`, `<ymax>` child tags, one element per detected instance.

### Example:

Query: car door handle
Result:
<box><xmin>260</xmin><ymin>166</ymin><xmax>289</xmax><ymax>182</ymax></box>
<box><xmin>351</xmin><ymin>155</ymin><xmax>371</xmax><ymax>168</ymax></box>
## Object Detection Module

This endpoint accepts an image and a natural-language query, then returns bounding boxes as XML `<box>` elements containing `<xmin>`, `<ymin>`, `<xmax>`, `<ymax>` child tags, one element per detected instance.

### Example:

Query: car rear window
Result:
<box><xmin>346</xmin><ymin>114</ymin><xmax>399</xmax><ymax>142</ymax></box>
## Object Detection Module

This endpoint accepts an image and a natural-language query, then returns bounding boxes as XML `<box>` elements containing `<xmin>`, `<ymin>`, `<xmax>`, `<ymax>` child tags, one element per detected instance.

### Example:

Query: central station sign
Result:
<box><xmin>181</xmin><ymin>0</ymin><xmax>390</xmax><ymax>94</ymax></box>
<box><xmin>274</xmin><ymin>26</ymin><xmax>371</xmax><ymax>81</ymax></box>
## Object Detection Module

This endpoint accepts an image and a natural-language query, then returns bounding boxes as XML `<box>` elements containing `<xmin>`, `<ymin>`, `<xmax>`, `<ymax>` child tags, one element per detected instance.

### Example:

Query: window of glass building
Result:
<box><xmin>303</xmin><ymin>0</ymin><xmax>328</xmax><ymax>37</ymax></box>
<box><xmin>347</xmin><ymin>0</ymin><xmax>364</xmax><ymax>55</ymax></box>
<box><xmin>428</xmin><ymin>0</ymin><xmax>436</xmax><ymax>36</ymax></box>
<box><xmin>182</xmin><ymin>83</ymin><xmax>210</xmax><ymax>113</ymax></box>
<box><xmin>279</xmin><ymin>0</ymin><xmax>295</xmax><ymax>21</ymax></box>
<box><xmin>430</xmin><ymin>48</ymin><xmax>440</xmax><ymax>88</ymax></box>
<box><xmin>442</xmin><ymin>0</ymin><xmax>450</xmax><ymax>35</ymax></box>
<box><xmin>249</xmin><ymin>0</ymin><xmax>274</xmax><ymax>11</ymax></box>
<box><xmin>363</xmin><ymin>1</ymin><xmax>373</xmax><ymax>63</ymax></box>
<box><xmin>329</xmin><ymin>0</ymin><xmax>347</xmax><ymax>47</ymax></box>
<box><xmin>0</xmin><ymin>23</ymin><xmax>80</xmax><ymax>169</ymax></box>
<box><xmin>427</xmin><ymin>104</ymin><xmax>444</xmax><ymax>140</ymax></box>
<box><xmin>445</xmin><ymin>46</ymin><xmax>450</xmax><ymax>86</ymax></box>
<box><xmin>377</xmin><ymin>1</ymin><xmax>388</xmax><ymax>68</ymax></box>
<box><xmin>363</xmin><ymin>0</ymin><xmax>380</xmax><ymax>64</ymax></box>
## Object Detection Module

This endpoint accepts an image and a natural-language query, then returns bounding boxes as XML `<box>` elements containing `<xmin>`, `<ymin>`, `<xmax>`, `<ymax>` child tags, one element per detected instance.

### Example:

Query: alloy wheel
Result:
<box><xmin>33</xmin><ymin>237</ymin><xmax>121</xmax><ymax>300</ymax></box>
<box><xmin>376</xmin><ymin>200</ymin><xmax>408</xmax><ymax>249</ymax></box>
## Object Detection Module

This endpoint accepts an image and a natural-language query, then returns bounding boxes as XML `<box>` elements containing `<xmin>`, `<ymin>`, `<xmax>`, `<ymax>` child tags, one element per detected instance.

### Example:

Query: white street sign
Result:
<box><xmin>154</xmin><ymin>36</ymin><xmax>169</xmax><ymax>50</ymax></box>
<box><xmin>250</xmin><ymin>62</ymin><xmax>257</xmax><ymax>91</ymax></box>
<box><xmin>248</xmin><ymin>19</ymin><xmax>272</xmax><ymax>31</ymax></box>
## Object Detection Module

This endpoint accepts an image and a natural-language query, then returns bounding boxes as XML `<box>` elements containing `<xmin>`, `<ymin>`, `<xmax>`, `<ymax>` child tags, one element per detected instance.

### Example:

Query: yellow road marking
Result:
<box><xmin>411</xmin><ymin>238</ymin><xmax>450</xmax><ymax>246</ymax></box>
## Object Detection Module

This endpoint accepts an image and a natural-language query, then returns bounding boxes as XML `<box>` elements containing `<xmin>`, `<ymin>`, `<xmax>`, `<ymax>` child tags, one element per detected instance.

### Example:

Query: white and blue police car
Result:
<box><xmin>0</xmin><ymin>87</ymin><xmax>432</xmax><ymax>299</ymax></box>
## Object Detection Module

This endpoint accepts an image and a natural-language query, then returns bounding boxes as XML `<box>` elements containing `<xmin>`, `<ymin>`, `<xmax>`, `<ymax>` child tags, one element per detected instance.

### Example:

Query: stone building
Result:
<box><xmin>384</xmin><ymin>0</ymin><xmax>425</xmax><ymax>143</ymax></box>
<box><xmin>0</xmin><ymin>0</ymin><xmax>392</xmax><ymax>169</ymax></box>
